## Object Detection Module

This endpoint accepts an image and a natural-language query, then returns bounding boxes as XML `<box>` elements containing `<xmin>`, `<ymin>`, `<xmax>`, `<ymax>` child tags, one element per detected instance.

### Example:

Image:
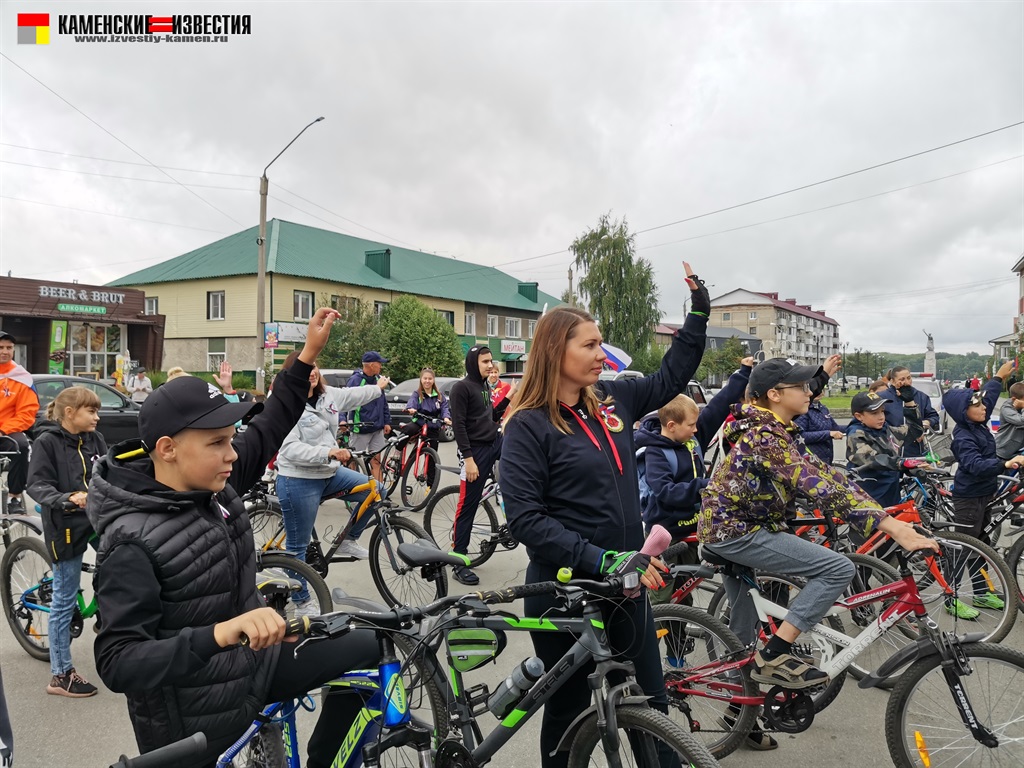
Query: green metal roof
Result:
<box><xmin>110</xmin><ymin>219</ymin><xmax>560</xmax><ymax>312</ymax></box>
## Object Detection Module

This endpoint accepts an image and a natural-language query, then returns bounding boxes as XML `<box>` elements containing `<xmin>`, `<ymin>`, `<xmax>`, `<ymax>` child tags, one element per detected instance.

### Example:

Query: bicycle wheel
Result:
<box><xmin>257</xmin><ymin>553</ymin><xmax>333</xmax><ymax>617</ymax></box>
<box><xmin>912</xmin><ymin>531</ymin><xmax>1017</xmax><ymax>642</ymax></box>
<box><xmin>400</xmin><ymin>447</ymin><xmax>440</xmax><ymax>512</ymax></box>
<box><xmin>1</xmin><ymin>519</ymin><xmax>43</xmax><ymax>549</ymax></box>
<box><xmin>567</xmin><ymin>704</ymin><xmax>720</xmax><ymax>768</ymax></box>
<box><xmin>1005</xmin><ymin>533</ymin><xmax>1024</xmax><ymax>613</ymax></box>
<box><xmin>706</xmin><ymin>572</ymin><xmax>847</xmax><ymax>714</ymax></box>
<box><xmin>379</xmin><ymin>445</ymin><xmax>402</xmax><ymax>503</ymax></box>
<box><xmin>423</xmin><ymin>486</ymin><xmax>499</xmax><ymax>567</ymax></box>
<box><xmin>0</xmin><ymin>536</ymin><xmax>52</xmax><ymax>661</ymax></box>
<box><xmin>230</xmin><ymin>722</ymin><xmax>286</xmax><ymax>768</ymax></box>
<box><xmin>248</xmin><ymin>501</ymin><xmax>285</xmax><ymax>552</ymax></box>
<box><xmin>652</xmin><ymin>603</ymin><xmax>757</xmax><ymax>760</ymax></box>
<box><xmin>392</xmin><ymin>633</ymin><xmax>450</xmax><ymax>743</ymax></box>
<box><xmin>369</xmin><ymin>515</ymin><xmax>447</xmax><ymax>607</ymax></box>
<box><xmin>885</xmin><ymin>642</ymin><xmax>1024</xmax><ymax>768</ymax></box>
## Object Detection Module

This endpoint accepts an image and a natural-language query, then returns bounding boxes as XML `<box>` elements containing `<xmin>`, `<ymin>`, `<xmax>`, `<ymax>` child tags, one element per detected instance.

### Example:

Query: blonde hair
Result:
<box><xmin>503</xmin><ymin>307</ymin><xmax>608</xmax><ymax>434</ymax></box>
<box><xmin>166</xmin><ymin>366</ymin><xmax>189</xmax><ymax>381</ymax></box>
<box><xmin>659</xmin><ymin>395</ymin><xmax>698</xmax><ymax>427</ymax></box>
<box><xmin>46</xmin><ymin>386</ymin><xmax>101</xmax><ymax>422</ymax></box>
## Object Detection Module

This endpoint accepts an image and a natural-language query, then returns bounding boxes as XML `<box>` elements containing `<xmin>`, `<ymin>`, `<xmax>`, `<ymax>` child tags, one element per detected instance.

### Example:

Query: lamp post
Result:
<box><xmin>841</xmin><ymin>342</ymin><xmax>849</xmax><ymax>393</ymax></box>
<box><xmin>255</xmin><ymin>116</ymin><xmax>325</xmax><ymax>394</ymax></box>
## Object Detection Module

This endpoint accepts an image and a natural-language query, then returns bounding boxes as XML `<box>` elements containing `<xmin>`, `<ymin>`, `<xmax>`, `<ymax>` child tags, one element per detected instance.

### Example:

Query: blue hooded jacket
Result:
<box><xmin>342</xmin><ymin>369</ymin><xmax>392</xmax><ymax>433</ymax></box>
<box><xmin>794</xmin><ymin>401</ymin><xmax>842</xmax><ymax>464</ymax></box>
<box><xmin>879</xmin><ymin>384</ymin><xmax>939</xmax><ymax>458</ymax></box>
<box><xmin>943</xmin><ymin>377</ymin><xmax>1004</xmax><ymax>498</ymax></box>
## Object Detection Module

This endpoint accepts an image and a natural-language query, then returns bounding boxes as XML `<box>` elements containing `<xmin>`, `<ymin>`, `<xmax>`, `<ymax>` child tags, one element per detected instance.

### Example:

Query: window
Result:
<box><xmin>207</xmin><ymin>291</ymin><xmax>225</xmax><ymax>321</ymax></box>
<box><xmin>722</xmin><ymin>312</ymin><xmax>731</xmax><ymax>321</ymax></box>
<box><xmin>749</xmin><ymin>311</ymin><xmax>758</xmax><ymax>320</ymax></box>
<box><xmin>749</xmin><ymin>326</ymin><xmax>757</xmax><ymax>335</ymax></box>
<box><xmin>486</xmin><ymin>315</ymin><xmax>498</xmax><ymax>337</ymax></box>
<box><xmin>69</xmin><ymin>323</ymin><xmax>126</xmax><ymax>379</ymax></box>
<box><xmin>374</xmin><ymin>301</ymin><xmax>390</xmax><ymax>319</ymax></box>
<box><xmin>293</xmin><ymin>290</ymin><xmax>314</xmax><ymax>321</ymax></box>
<box><xmin>331</xmin><ymin>295</ymin><xmax>360</xmax><ymax>318</ymax></box>
<box><xmin>144</xmin><ymin>297</ymin><xmax>158</xmax><ymax>315</ymax></box>
<box><xmin>505</xmin><ymin>318</ymin><xmax>521</xmax><ymax>338</ymax></box>
<box><xmin>81</xmin><ymin>382</ymin><xmax>128</xmax><ymax>409</ymax></box>
<box><xmin>435</xmin><ymin>309</ymin><xmax>455</xmax><ymax>326</ymax></box>
<box><xmin>464</xmin><ymin>313</ymin><xmax>476</xmax><ymax>335</ymax></box>
<box><xmin>528</xmin><ymin>320</ymin><xmax>536</xmax><ymax>338</ymax></box>
<box><xmin>208</xmin><ymin>338</ymin><xmax>226</xmax><ymax>371</ymax></box>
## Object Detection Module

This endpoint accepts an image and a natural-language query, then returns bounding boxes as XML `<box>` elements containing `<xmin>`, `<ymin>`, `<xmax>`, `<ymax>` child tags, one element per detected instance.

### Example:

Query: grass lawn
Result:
<box><xmin>820</xmin><ymin>389</ymin><xmax>870</xmax><ymax>412</ymax></box>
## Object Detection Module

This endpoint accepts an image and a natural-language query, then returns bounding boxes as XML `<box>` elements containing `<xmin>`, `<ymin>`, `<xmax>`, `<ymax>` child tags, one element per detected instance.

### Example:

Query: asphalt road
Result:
<box><xmin>2</xmin><ymin>438</ymin><xmax>1022</xmax><ymax>767</ymax></box>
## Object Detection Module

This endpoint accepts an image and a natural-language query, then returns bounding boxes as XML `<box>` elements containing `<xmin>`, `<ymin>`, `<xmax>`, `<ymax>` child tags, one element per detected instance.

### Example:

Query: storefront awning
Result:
<box><xmin>500</xmin><ymin>353</ymin><xmax>523</xmax><ymax>361</ymax></box>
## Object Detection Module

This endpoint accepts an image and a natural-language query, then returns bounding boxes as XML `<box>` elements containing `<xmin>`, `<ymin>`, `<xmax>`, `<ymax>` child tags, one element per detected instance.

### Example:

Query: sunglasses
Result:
<box><xmin>774</xmin><ymin>382</ymin><xmax>811</xmax><ymax>393</ymax></box>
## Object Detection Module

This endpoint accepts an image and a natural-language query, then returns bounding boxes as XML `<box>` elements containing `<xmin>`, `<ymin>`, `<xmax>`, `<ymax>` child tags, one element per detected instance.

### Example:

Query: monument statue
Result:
<box><xmin>923</xmin><ymin>329</ymin><xmax>934</xmax><ymax>352</ymax></box>
<box><xmin>923</xmin><ymin>329</ymin><xmax>936</xmax><ymax>374</ymax></box>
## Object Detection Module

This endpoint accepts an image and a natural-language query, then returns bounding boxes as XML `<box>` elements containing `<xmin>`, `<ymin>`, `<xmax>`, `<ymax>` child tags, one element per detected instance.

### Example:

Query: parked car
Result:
<box><xmin>911</xmin><ymin>376</ymin><xmax>949</xmax><ymax>434</ymax></box>
<box><xmin>385</xmin><ymin>377</ymin><xmax>462</xmax><ymax>442</ymax></box>
<box><xmin>598</xmin><ymin>370</ymin><xmax>709</xmax><ymax>409</ymax></box>
<box><xmin>30</xmin><ymin>374</ymin><xmax>140</xmax><ymax>446</ymax></box>
<box><xmin>319</xmin><ymin>369</ymin><xmax>358</xmax><ymax>387</ymax></box>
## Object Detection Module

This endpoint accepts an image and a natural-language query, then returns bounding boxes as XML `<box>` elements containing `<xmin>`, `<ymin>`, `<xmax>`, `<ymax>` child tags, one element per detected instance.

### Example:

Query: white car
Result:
<box><xmin>911</xmin><ymin>377</ymin><xmax>948</xmax><ymax>434</ymax></box>
<box><xmin>598</xmin><ymin>369</ymin><xmax>709</xmax><ymax>408</ymax></box>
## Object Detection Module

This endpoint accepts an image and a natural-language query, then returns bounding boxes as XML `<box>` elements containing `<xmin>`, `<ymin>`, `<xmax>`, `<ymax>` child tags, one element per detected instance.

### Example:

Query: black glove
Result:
<box><xmin>600</xmin><ymin>549</ymin><xmax>651</xmax><ymax>578</ymax></box>
<box><xmin>897</xmin><ymin>386</ymin><xmax>916</xmax><ymax>403</ymax></box>
<box><xmin>688</xmin><ymin>274</ymin><xmax>711</xmax><ymax>315</ymax></box>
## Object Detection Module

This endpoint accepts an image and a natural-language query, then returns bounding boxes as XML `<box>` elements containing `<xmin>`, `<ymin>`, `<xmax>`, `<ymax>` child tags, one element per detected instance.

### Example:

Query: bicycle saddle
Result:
<box><xmin>331</xmin><ymin>588</ymin><xmax>390</xmax><ymax>614</ymax></box>
<box><xmin>397</xmin><ymin>540</ymin><xmax>470</xmax><ymax>568</ymax></box>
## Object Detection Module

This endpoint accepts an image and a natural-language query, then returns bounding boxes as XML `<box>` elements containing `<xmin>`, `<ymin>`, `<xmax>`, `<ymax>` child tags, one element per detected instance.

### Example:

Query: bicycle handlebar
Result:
<box><xmin>0</xmin><ymin>434</ymin><xmax>23</xmax><ymax>455</ymax></box>
<box><xmin>109</xmin><ymin>733</ymin><xmax>206</xmax><ymax>768</ymax></box>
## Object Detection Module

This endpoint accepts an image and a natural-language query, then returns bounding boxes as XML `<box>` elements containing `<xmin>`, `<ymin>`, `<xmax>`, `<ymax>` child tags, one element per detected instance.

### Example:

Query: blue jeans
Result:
<box><xmin>49</xmin><ymin>552</ymin><xmax>85</xmax><ymax>676</ymax></box>
<box><xmin>276</xmin><ymin>468</ymin><xmax>373</xmax><ymax>603</ymax></box>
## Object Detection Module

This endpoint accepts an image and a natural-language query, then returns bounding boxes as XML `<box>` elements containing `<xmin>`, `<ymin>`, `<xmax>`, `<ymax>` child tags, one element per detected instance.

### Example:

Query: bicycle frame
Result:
<box><xmin>15</xmin><ymin>570</ymin><xmax>99</xmax><ymax>620</ymax></box>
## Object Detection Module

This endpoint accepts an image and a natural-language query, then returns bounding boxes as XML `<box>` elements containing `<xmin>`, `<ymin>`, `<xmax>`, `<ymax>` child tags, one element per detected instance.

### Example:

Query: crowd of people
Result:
<box><xmin>0</xmin><ymin>273</ymin><xmax>1019</xmax><ymax>765</ymax></box>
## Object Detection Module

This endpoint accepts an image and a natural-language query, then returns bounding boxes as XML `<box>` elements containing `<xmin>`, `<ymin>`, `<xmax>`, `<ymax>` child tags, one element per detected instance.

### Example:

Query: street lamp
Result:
<box><xmin>255</xmin><ymin>116</ymin><xmax>325</xmax><ymax>393</ymax></box>
<box><xmin>841</xmin><ymin>342</ymin><xmax>849</xmax><ymax>393</ymax></box>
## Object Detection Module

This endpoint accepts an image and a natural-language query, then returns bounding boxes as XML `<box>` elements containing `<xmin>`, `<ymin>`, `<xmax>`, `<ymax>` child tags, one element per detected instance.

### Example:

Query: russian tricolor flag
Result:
<box><xmin>601</xmin><ymin>343</ymin><xmax>632</xmax><ymax>372</ymax></box>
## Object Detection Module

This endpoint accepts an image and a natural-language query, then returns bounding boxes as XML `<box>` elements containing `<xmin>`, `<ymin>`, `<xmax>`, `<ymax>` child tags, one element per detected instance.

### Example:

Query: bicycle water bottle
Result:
<box><xmin>487</xmin><ymin>657</ymin><xmax>545</xmax><ymax>719</ymax></box>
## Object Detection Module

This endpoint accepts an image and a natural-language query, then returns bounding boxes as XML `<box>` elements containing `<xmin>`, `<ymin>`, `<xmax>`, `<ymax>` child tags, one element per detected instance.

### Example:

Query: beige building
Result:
<box><xmin>708</xmin><ymin>289</ymin><xmax>840</xmax><ymax>364</ymax></box>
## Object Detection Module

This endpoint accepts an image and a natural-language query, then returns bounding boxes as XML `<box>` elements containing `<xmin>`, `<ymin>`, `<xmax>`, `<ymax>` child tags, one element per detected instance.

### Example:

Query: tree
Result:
<box><xmin>630</xmin><ymin>343</ymin><xmax>667</xmax><ymax>375</ymax></box>
<box><xmin>709</xmin><ymin>337</ymin><xmax>747</xmax><ymax>379</ymax></box>
<box><xmin>317</xmin><ymin>299</ymin><xmax>381</xmax><ymax>371</ymax></box>
<box><xmin>570</xmin><ymin>213</ymin><xmax>661</xmax><ymax>354</ymax></box>
<box><xmin>376</xmin><ymin>295</ymin><xmax>464</xmax><ymax>382</ymax></box>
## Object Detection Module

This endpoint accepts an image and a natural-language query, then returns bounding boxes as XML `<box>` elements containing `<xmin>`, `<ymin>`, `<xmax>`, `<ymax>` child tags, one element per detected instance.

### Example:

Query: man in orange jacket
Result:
<box><xmin>0</xmin><ymin>331</ymin><xmax>37</xmax><ymax>513</ymax></box>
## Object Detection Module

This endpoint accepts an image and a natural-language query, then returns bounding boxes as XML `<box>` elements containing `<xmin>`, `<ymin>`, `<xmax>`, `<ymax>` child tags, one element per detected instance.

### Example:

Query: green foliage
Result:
<box><xmin>571</xmin><ymin>213</ymin><xmax>661</xmax><ymax>353</ymax></box>
<box><xmin>318</xmin><ymin>300</ymin><xmax>381</xmax><ymax>371</ymax></box>
<box><xmin>629</xmin><ymin>343</ymin><xmax>666</xmax><ymax>375</ymax></box>
<box><xmin>376</xmin><ymin>295</ymin><xmax>465</xmax><ymax>382</ymax></box>
<box><xmin>844</xmin><ymin>348</ymin><xmax>996</xmax><ymax>383</ymax></box>
<box><xmin>689</xmin><ymin>336</ymin><xmax>749</xmax><ymax>384</ymax></box>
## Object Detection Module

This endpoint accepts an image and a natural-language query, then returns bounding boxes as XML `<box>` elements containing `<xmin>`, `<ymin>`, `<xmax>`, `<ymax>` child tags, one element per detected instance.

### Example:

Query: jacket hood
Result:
<box><xmin>943</xmin><ymin>388</ymin><xmax>979</xmax><ymax>427</ymax></box>
<box><xmin>86</xmin><ymin>438</ymin><xmax>218</xmax><ymax>537</ymax></box>
<box><xmin>464</xmin><ymin>345</ymin><xmax>492</xmax><ymax>384</ymax></box>
<box><xmin>635</xmin><ymin>414</ymin><xmax>685</xmax><ymax>450</ymax></box>
<box><xmin>722</xmin><ymin>403</ymin><xmax>794</xmax><ymax>443</ymax></box>
<box><xmin>34</xmin><ymin>419</ymin><xmax>103</xmax><ymax>445</ymax></box>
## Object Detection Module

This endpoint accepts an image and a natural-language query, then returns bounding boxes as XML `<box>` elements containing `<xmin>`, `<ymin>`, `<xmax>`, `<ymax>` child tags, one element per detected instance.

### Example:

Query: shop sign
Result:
<box><xmin>48</xmin><ymin>321</ymin><xmax>68</xmax><ymax>374</ymax></box>
<box><xmin>40</xmin><ymin>286</ymin><xmax>126</xmax><ymax>304</ymax></box>
<box><xmin>500</xmin><ymin>339</ymin><xmax>526</xmax><ymax>355</ymax></box>
<box><xmin>57</xmin><ymin>303</ymin><xmax>107</xmax><ymax>314</ymax></box>
<box><xmin>264</xmin><ymin>323</ymin><xmax>279</xmax><ymax>349</ymax></box>
<box><xmin>277</xmin><ymin>322</ymin><xmax>307</xmax><ymax>343</ymax></box>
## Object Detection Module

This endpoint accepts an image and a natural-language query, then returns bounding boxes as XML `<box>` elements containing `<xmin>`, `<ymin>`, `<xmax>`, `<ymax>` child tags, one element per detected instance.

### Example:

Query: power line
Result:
<box><xmin>1</xmin><ymin>159</ymin><xmax>253</xmax><ymax>191</ymax></box>
<box><xmin>0</xmin><ymin>142</ymin><xmax>254</xmax><ymax>178</ymax></box>
<box><xmin>0</xmin><ymin>53</ymin><xmax>245</xmax><ymax>227</ymax></box>
<box><xmin>0</xmin><ymin>195</ymin><xmax>233</xmax><ymax>235</ymax></box>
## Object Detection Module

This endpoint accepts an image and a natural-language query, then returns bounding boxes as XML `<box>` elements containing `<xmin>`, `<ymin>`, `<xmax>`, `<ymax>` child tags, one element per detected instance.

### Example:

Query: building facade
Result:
<box><xmin>0</xmin><ymin>276</ymin><xmax>165</xmax><ymax>379</ymax></box>
<box><xmin>109</xmin><ymin>219</ymin><xmax>557</xmax><ymax>378</ymax></box>
<box><xmin>708</xmin><ymin>289</ymin><xmax>840</xmax><ymax>364</ymax></box>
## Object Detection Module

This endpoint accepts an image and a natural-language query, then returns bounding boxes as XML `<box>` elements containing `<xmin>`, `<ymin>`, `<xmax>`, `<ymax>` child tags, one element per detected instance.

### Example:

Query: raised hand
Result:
<box><xmin>299</xmin><ymin>308</ymin><xmax>342</xmax><ymax>364</ymax></box>
<box><xmin>213</xmin><ymin>361</ymin><xmax>234</xmax><ymax>391</ymax></box>
<box><xmin>683</xmin><ymin>261</ymin><xmax>711</xmax><ymax>315</ymax></box>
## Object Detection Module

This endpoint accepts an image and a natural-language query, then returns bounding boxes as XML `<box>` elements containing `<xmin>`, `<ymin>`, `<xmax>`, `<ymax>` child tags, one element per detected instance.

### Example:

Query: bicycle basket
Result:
<box><xmin>445</xmin><ymin>628</ymin><xmax>505</xmax><ymax>673</ymax></box>
<box><xmin>925</xmin><ymin>432</ymin><xmax>954</xmax><ymax>464</ymax></box>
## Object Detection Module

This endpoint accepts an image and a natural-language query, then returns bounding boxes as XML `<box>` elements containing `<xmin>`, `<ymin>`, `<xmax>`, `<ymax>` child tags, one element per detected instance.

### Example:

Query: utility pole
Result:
<box><xmin>841</xmin><ymin>341</ymin><xmax>849</xmax><ymax>393</ymax></box>
<box><xmin>567</xmin><ymin>266</ymin><xmax>575</xmax><ymax>307</ymax></box>
<box><xmin>255</xmin><ymin>116</ymin><xmax>325</xmax><ymax>393</ymax></box>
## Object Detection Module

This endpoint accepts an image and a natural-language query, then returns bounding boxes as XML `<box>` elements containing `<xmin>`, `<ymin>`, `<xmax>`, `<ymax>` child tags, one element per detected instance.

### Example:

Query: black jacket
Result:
<box><xmin>502</xmin><ymin>314</ymin><xmax>707</xmax><ymax>576</ymax></box>
<box><xmin>450</xmin><ymin>346</ymin><xmax>509</xmax><ymax>457</ymax></box>
<box><xmin>87</xmin><ymin>360</ymin><xmax>314</xmax><ymax>765</ymax></box>
<box><xmin>27</xmin><ymin>422</ymin><xmax>106</xmax><ymax>561</ymax></box>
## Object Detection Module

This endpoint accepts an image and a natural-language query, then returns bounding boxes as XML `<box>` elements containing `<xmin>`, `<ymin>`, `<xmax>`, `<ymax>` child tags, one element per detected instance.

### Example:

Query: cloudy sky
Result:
<box><xmin>1</xmin><ymin>1</ymin><xmax>1021</xmax><ymax>354</ymax></box>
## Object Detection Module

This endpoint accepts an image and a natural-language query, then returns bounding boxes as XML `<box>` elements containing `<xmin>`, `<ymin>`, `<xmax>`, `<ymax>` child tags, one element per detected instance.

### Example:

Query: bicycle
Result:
<box><xmin>248</xmin><ymin>476</ymin><xmax>444</xmax><ymax>607</ymax></box>
<box><xmin>390</xmin><ymin>416</ymin><xmax>445</xmax><ymax>511</ymax></box>
<box><xmin>423</xmin><ymin>475</ymin><xmax>518</xmax><ymax>568</ymax></box>
<box><xmin>0</xmin><ymin>436</ymin><xmax>42</xmax><ymax>548</ymax></box>
<box><xmin>109</xmin><ymin>733</ymin><xmax>207</xmax><ymax>768</ymax></box>
<box><xmin>232</xmin><ymin>537</ymin><xmax>720</xmax><ymax>768</ymax></box>
<box><xmin>652</xmin><ymin>537</ymin><xmax>1024</xmax><ymax>766</ymax></box>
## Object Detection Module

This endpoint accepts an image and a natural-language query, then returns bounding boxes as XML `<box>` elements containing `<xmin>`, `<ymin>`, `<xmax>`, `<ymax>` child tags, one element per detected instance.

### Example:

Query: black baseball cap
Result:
<box><xmin>139</xmin><ymin>376</ymin><xmax>262</xmax><ymax>451</ymax></box>
<box><xmin>747</xmin><ymin>358</ymin><xmax>819</xmax><ymax>398</ymax></box>
<box><xmin>0</xmin><ymin>331</ymin><xmax>15</xmax><ymax>343</ymax></box>
<box><xmin>362</xmin><ymin>351</ymin><xmax>388</xmax><ymax>364</ymax></box>
<box><xmin>851</xmin><ymin>391</ymin><xmax>888</xmax><ymax>413</ymax></box>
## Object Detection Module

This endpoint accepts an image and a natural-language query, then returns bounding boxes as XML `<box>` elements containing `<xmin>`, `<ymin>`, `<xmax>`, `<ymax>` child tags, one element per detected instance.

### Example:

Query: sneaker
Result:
<box><xmin>945</xmin><ymin>598</ymin><xmax>981</xmax><ymax>620</ymax></box>
<box><xmin>719</xmin><ymin>714</ymin><xmax>778</xmax><ymax>751</ymax></box>
<box><xmin>452</xmin><ymin>566</ymin><xmax>480</xmax><ymax>586</ymax></box>
<box><xmin>750</xmin><ymin>651</ymin><xmax>830</xmax><ymax>690</ymax></box>
<box><xmin>664</xmin><ymin>656</ymin><xmax>685</xmax><ymax>668</ymax></box>
<box><xmin>47</xmin><ymin>669</ymin><xmax>98</xmax><ymax>698</ymax></box>
<box><xmin>336</xmin><ymin>538</ymin><xmax>369</xmax><ymax>560</ymax></box>
<box><xmin>6</xmin><ymin>496</ymin><xmax>24</xmax><ymax>514</ymax></box>
<box><xmin>292</xmin><ymin>599</ymin><xmax>320</xmax><ymax>618</ymax></box>
<box><xmin>973</xmin><ymin>593</ymin><xmax>1005</xmax><ymax>610</ymax></box>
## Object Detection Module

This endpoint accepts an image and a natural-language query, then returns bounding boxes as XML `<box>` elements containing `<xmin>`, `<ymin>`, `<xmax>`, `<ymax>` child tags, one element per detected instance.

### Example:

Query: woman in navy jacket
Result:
<box><xmin>501</xmin><ymin>263</ymin><xmax>708</xmax><ymax>768</ymax></box>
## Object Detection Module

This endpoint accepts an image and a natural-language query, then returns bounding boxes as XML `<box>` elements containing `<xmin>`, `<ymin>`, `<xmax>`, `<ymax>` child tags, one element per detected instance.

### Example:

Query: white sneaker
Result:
<box><xmin>337</xmin><ymin>538</ymin><xmax>369</xmax><ymax>560</ymax></box>
<box><xmin>292</xmin><ymin>599</ymin><xmax>320</xmax><ymax>618</ymax></box>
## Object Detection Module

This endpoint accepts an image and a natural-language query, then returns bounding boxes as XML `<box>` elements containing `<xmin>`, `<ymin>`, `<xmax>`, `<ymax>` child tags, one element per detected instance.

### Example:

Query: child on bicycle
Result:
<box><xmin>941</xmin><ymin>360</ymin><xmax>1024</xmax><ymax>618</ymax></box>
<box><xmin>995</xmin><ymin>381</ymin><xmax>1024</xmax><ymax>460</ymax></box>
<box><xmin>698</xmin><ymin>358</ymin><xmax>938</xmax><ymax>691</ymax></box>
<box><xmin>89</xmin><ymin>309</ymin><xmax>382</xmax><ymax>767</ymax></box>
<box><xmin>846</xmin><ymin>390</ymin><xmax>907</xmax><ymax>508</ymax></box>
<box><xmin>402</xmin><ymin>366</ymin><xmax>452</xmax><ymax>480</ymax></box>
<box><xmin>26</xmin><ymin>386</ymin><xmax>106</xmax><ymax>699</ymax></box>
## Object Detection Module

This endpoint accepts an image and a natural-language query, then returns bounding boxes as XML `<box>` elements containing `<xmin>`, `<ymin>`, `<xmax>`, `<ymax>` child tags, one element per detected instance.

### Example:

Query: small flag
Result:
<box><xmin>601</xmin><ymin>343</ymin><xmax>632</xmax><ymax>372</ymax></box>
<box><xmin>18</xmin><ymin>13</ymin><xmax>50</xmax><ymax>45</ymax></box>
<box><xmin>148</xmin><ymin>16</ymin><xmax>174</xmax><ymax>33</ymax></box>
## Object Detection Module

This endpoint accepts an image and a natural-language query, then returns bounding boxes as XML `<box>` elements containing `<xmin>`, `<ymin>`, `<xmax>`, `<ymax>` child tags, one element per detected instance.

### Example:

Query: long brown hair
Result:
<box><xmin>417</xmin><ymin>367</ymin><xmax>443</xmax><ymax>401</ymax></box>
<box><xmin>282</xmin><ymin>350</ymin><xmax>325</xmax><ymax>397</ymax></box>
<box><xmin>504</xmin><ymin>306</ymin><xmax>607</xmax><ymax>434</ymax></box>
<box><xmin>46</xmin><ymin>386</ymin><xmax>101</xmax><ymax>422</ymax></box>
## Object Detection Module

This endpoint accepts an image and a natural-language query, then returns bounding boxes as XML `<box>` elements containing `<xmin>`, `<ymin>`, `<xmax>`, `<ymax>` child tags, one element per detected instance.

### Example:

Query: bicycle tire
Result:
<box><xmin>400</xmin><ymin>446</ymin><xmax>441</xmax><ymax>512</ymax></box>
<box><xmin>566</xmin><ymin>704</ymin><xmax>720</xmax><ymax>768</ymax></box>
<box><xmin>369</xmin><ymin>516</ymin><xmax>447</xmax><ymax>607</ymax></box>
<box><xmin>1</xmin><ymin>518</ymin><xmax>44</xmax><ymax>549</ymax></box>
<box><xmin>229</xmin><ymin>722</ymin><xmax>286</xmax><ymax>768</ymax></box>
<box><xmin>912</xmin><ymin>531</ymin><xmax>1017</xmax><ymax>642</ymax></box>
<box><xmin>651</xmin><ymin>602</ymin><xmax>757</xmax><ymax>760</ymax></box>
<box><xmin>423</xmin><ymin>486</ymin><xmax>499</xmax><ymax>568</ymax></box>
<box><xmin>379</xmin><ymin>444</ymin><xmax>402</xmax><ymax>502</ymax></box>
<box><xmin>1004</xmin><ymin>532</ymin><xmax>1024</xmax><ymax>613</ymax></box>
<box><xmin>248</xmin><ymin>501</ymin><xmax>285</xmax><ymax>552</ymax></box>
<box><xmin>884</xmin><ymin>642</ymin><xmax>1024</xmax><ymax>768</ymax></box>
<box><xmin>392</xmin><ymin>633</ymin><xmax>451</xmax><ymax>743</ymax></box>
<box><xmin>257</xmin><ymin>553</ymin><xmax>333</xmax><ymax>616</ymax></box>
<box><xmin>0</xmin><ymin>535</ymin><xmax>53</xmax><ymax>661</ymax></box>
<box><xmin>706</xmin><ymin>572</ymin><xmax>847</xmax><ymax>714</ymax></box>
